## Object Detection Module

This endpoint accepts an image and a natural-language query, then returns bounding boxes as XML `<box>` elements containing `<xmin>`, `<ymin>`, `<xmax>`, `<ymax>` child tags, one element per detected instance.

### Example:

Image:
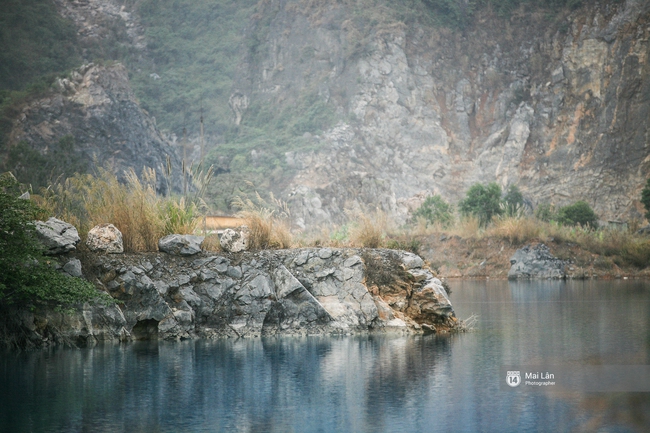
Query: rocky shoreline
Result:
<box><xmin>0</xmin><ymin>246</ymin><xmax>459</xmax><ymax>349</ymax></box>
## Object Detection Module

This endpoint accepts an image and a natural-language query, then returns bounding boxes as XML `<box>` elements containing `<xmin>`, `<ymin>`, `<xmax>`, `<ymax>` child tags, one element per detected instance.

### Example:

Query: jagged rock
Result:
<box><xmin>7</xmin><ymin>63</ymin><xmax>182</xmax><ymax>194</ymax></box>
<box><xmin>86</xmin><ymin>224</ymin><xmax>124</xmax><ymax>253</ymax></box>
<box><xmin>62</xmin><ymin>258</ymin><xmax>83</xmax><ymax>278</ymax></box>
<box><xmin>0</xmin><ymin>248</ymin><xmax>460</xmax><ymax>347</ymax></box>
<box><xmin>35</xmin><ymin>218</ymin><xmax>80</xmax><ymax>255</ymax></box>
<box><xmin>158</xmin><ymin>235</ymin><xmax>204</xmax><ymax>256</ymax></box>
<box><xmin>508</xmin><ymin>243</ymin><xmax>567</xmax><ymax>280</ymax></box>
<box><xmin>219</xmin><ymin>227</ymin><xmax>249</xmax><ymax>253</ymax></box>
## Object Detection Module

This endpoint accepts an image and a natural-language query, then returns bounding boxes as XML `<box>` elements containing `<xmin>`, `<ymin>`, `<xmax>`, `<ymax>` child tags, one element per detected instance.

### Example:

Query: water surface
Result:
<box><xmin>1</xmin><ymin>280</ymin><xmax>649</xmax><ymax>432</ymax></box>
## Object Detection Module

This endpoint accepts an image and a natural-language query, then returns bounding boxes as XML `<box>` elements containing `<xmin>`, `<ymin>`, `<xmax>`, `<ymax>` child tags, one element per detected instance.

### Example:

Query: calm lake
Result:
<box><xmin>1</xmin><ymin>280</ymin><xmax>649</xmax><ymax>432</ymax></box>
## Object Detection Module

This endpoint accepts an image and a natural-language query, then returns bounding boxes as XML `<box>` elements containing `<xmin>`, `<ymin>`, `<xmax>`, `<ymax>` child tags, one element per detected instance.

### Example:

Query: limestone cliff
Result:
<box><xmin>5</xmin><ymin>62</ymin><xmax>181</xmax><ymax>192</ymax></box>
<box><xmin>232</xmin><ymin>0</ymin><xmax>650</xmax><ymax>225</ymax></box>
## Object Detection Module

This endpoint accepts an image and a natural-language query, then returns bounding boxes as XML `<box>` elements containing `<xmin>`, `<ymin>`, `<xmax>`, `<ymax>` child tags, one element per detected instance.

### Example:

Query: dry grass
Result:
<box><xmin>36</xmin><ymin>168</ymin><xmax>202</xmax><ymax>252</ymax></box>
<box><xmin>348</xmin><ymin>210</ymin><xmax>390</xmax><ymax>248</ymax></box>
<box><xmin>233</xmin><ymin>193</ymin><xmax>293</xmax><ymax>250</ymax></box>
<box><xmin>446</xmin><ymin>216</ymin><xmax>481</xmax><ymax>239</ymax></box>
<box><xmin>201</xmin><ymin>233</ymin><xmax>222</xmax><ymax>252</ymax></box>
<box><xmin>486</xmin><ymin>216</ymin><xmax>542</xmax><ymax>245</ymax></box>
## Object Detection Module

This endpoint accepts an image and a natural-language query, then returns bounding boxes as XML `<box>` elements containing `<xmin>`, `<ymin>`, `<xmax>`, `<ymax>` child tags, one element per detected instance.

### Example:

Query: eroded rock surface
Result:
<box><xmin>86</xmin><ymin>223</ymin><xmax>124</xmax><ymax>253</ymax></box>
<box><xmin>1</xmin><ymin>248</ymin><xmax>459</xmax><ymax>347</ymax></box>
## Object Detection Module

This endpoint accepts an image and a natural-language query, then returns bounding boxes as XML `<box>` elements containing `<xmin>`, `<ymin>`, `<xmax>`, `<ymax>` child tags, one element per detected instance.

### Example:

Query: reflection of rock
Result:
<box><xmin>0</xmin><ymin>248</ymin><xmax>459</xmax><ymax>347</ymax></box>
<box><xmin>86</xmin><ymin>224</ymin><xmax>124</xmax><ymax>253</ymax></box>
<box><xmin>35</xmin><ymin>217</ymin><xmax>80</xmax><ymax>255</ymax></box>
<box><xmin>508</xmin><ymin>243</ymin><xmax>567</xmax><ymax>280</ymax></box>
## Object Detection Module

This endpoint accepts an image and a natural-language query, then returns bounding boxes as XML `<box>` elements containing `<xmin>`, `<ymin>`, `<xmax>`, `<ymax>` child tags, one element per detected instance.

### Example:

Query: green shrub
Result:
<box><xmin>0</xmin><ymin>173</ymin><xmax>108</xmax><ymax>310</ymax></box>
<box><xmin>503</xmin><ymin>185</ymin><xmax>525</xmax><ymax>217</ymax></box>
<box><xmin>459</xmin><ymin>182</ymin><xmax>503</xmax><ymax>226</ymax></box>
<box><xmin>535</xmin><ymin>202</ymin><xmax>555</xmax><ymax>222</ymax></box>
<box><xmin>412</xmin><ymin>195</ymin><xmax>454</xmax><ymax>227</ymax></box>
<box><xmin>556</xmin><ymin>201</ymin><xmax>598</xmax><ymax>229</ymax></box>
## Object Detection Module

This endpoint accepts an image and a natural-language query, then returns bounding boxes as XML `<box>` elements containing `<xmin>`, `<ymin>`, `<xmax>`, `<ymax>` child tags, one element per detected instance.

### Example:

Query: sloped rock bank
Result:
<box><xmin>1</xmin><ymin>248</ymin><xmax>458</xmax><ymax>348</ymax></box>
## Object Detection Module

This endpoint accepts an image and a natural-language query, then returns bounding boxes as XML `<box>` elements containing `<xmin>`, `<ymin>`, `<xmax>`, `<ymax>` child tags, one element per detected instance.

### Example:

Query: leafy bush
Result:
<box><xmin>556</xmin><ymin>201</ymin><xmax>598</xmax><ymax>229</ymax></box>
<box><xmin>3</xmin><ymin>136</ymin><xmax>88</xmax><ymax>188</ymax></box>
<box><xmin>0</xmin><ymin>173</ymin><xmax>107</xmax><ymax>310</ymax></box>
<box><xmin>535</xmin><ymin>202</ymin><xmax>556</xmax><ymax>222</ymax></box>
<box><xmin>459</xmin><ymin>182</ymin><xmax>503</xmax><ymax>226</ymax></box>
<box><xmin>412</xmin><ymin>195</ymin><xmax>454</xmax><ymax>227</ymax></box>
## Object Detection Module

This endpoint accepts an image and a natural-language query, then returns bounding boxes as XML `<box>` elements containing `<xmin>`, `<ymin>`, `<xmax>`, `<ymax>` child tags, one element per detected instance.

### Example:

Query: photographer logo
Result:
<box><xmin>506</xmin><ymin>371</ymin><xmax>521</xmax><ymax>387</ymax></box>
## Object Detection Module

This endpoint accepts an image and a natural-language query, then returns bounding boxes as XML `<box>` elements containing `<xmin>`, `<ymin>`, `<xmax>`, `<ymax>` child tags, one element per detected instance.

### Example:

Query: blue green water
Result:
<box><xmin>1</xmin><ymin>280</ymin><xmax>649</xmax><ymax>432</ymax></box>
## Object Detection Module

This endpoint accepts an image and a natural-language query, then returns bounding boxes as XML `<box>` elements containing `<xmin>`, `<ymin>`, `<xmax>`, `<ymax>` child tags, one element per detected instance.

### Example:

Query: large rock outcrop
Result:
<box><xmin>508</xmin><ymin>243</ymin><xmax>568</xmax><ymax>280</ymax></box>
<box><xmin>6</xmin><ymin>62</ymin><xmax>182</xmax><ymax>193</ymax></box>
<box><xmin>0</xmin><ymin>248</ymin><xmax>458</xmax><ymax>347</ymax></box>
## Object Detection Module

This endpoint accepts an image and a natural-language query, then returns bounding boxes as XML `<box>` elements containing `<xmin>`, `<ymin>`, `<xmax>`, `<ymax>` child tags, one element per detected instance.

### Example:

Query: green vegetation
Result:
<box><xmin>3</xmin><ymin>136</ymin><xmax>88</xmax><ymax>188</ymax></box>
<box><xmin>0</xmin><ymin>0</ymin><xmax>80</xmax><ymax>91</ymax></box>
<box><xmin>0</xmin><ymin>173</ymin><xmax>108</xmax><ymax>310</ymax></box>
<box><xmin>459</xmin><ymin>182</ymin><xmax>504</xmax><ymax>226</ymax></box>
<box><xmin>132</xmin><ymin>0</ymin><xmax>258</xmax><ymax>137</ymax></box>
<box><xmin>412</xmin><ymin>195</ymin><xmax>454</xmax><ymax>227</ymax></box>
<box><xmin>555</xmin><ymin>201</ymin><xmax>599</xmax><ymax>229</ymax></box>
<box><xmin>503</xmin><ymin>185</ymin><xmax>525</xmax><ymax>217</ymax></box>
<box><xmin>641</xmin><ymin>178</ymin><xmax>650</xmax><ymax>221</ymax></box>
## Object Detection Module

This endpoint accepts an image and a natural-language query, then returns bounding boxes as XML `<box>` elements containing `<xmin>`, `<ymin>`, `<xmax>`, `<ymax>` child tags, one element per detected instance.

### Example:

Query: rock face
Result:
<box><xmin>6</xmin><ymin>62</ymin><xmax>182</xmax><ymax>193</ymax></box>
<box><xmin>508</xmin><ymin>244</ymin><xmax>567</xmax><ymax>280</ymax></box>
<box><xmin>34</xmin><ymin>217</ymin><xmax>81</xmax><ymax>255</ymax></box>
<box><xmin>229</xmin><ymin>0</ymin><xmax>650</xmax><ymax>225</ymax></box>
<box><xmin>0</xmin><ymin>248</ymin><xmax>458</xmax><ymax>347</ymax></box>
<box><xmin>158</xmin><ymin>234</ymin><xmax>205</xmax><ymax>256</ymax></box>
<box><xmin>86</xmin><ymin>224</ymin><xmax>124</xmax><ymax>253</ymax></box>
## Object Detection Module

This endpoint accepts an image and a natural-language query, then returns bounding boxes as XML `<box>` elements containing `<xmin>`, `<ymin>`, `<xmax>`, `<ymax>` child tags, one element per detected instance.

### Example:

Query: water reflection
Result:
<box><xmin>0</xmin><ymin>280</ymin><xmax>649</xmax><ymax>432</ymax></box>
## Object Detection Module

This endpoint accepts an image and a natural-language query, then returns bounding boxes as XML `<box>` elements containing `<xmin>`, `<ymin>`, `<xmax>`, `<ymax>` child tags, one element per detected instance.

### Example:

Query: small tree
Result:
<box><xmin>641</xmin><ymin>178</ymin><xmax>650</xmax><ymax>221</ymax></box>
<box><xmin>535</xmin><ymin>202</ymin><xmax>555</xmax><ymax>222</ymax></box>
<box><xmin>503</xmin><ymin>185</ymin><xmax>525</xmax><ymax>216</ymax></box>
<box><xmin>412</xmin><ymin>195</ymin><xmax>454</xmax><ymax>227</ymax></box>
<box><xmin>556</xmin><ymin>201</ymin><xmax>599</xmax><ymax>229</ymax></box>
<box><xmin>459</xmin><ymin>182</ymin><xmax>503</xmax><ymax>226</ymax></box>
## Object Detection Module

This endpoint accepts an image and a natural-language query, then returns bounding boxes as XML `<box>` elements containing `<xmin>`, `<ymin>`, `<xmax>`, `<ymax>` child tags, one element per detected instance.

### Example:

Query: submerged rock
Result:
<box><xmin>508</xmin><ymin>243</ymin><xmax>567</xmax><ymax>280</ymax></box>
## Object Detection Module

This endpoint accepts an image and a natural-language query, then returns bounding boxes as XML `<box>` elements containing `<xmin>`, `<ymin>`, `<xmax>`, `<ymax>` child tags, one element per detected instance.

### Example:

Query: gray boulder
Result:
<box><xmin>86</xmin><ymin>224</ymin><xmax>124</xmax><ymax>253</ymax></box>
<box><xmin>35</xmin><ymin>217</ymin><xmax>80</xmax><ymax>255</ymax></box>
<box><xmin>508</xmin><ymin>243</ymin><xmax>567</xmax><ymax>280</ymax></box>
<box><xmin>62</xmin><ymin>258</ymin><xmax>83</xmax><ymax>278</ymax></box>
<box><xmin>220</xmin><ymin>227</ymin><xmax>249</xmax><ymax>252</ymax></box>
<box><xmin>158</xmin><ymin>234</ymin><xmax>204</xmax><ymax>256</ymax></box>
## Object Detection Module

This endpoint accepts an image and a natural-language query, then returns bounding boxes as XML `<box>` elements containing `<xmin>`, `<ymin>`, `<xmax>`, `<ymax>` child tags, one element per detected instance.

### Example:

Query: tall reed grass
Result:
<box><xmin>37</xmin><ymin>168</ymin><xmax>202</xmax><ymax>252</ymax></box>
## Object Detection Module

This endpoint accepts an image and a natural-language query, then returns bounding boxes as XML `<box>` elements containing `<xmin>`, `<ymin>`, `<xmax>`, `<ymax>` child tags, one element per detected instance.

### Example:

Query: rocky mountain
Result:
<box><xmin>5</xmin><ymin>62</ymin><xmax>181</xmax><ymax>192</ymax></box>
<box><xmin>232</xmin><ymin>0</ymin><xmax>650</xmax><ymax>226</ymax></box>
<box><xmin>3</xmin><ymin>0</ymin><xmax>649</xmax><ymax>226</ymax></box>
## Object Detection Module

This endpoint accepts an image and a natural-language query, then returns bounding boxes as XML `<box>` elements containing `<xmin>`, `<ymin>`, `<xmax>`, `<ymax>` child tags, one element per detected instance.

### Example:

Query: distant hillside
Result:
<box><xmin>2</xmin><ymin>0</ymin><xmax>649</xmax><ymax>228</ymax></box>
